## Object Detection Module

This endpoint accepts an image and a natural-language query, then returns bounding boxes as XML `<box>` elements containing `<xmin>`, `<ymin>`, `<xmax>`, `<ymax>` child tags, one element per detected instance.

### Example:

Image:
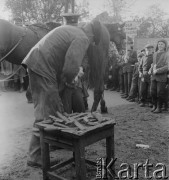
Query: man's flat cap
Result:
<box><xmin>62</xmin><ymin>13</ymin><xmax>80</xmax><ymax>25</ymax></box>
<box><xmin>145</xmin><ymin>44</ymin><xmax>154</xmax><ymax>49</ymax></box>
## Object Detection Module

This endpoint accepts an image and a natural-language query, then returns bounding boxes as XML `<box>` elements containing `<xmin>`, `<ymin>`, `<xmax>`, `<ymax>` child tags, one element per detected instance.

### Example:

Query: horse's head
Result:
<box><xmin>0</xmin><ymin>19</ymin><xmax>12</xmax><ymax>59</ymax></box>
<box><xmin>105</xmin><ymin>23</ymin><xmax>126</xmax><ymax>51</ymax></box>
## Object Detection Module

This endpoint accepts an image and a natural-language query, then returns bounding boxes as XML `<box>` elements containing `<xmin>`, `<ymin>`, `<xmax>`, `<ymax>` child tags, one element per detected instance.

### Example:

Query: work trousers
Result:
<box><xmin>119</xmin><ymin>73</ymin><xmax>124</xmax><ymax>93</ymax></box>
<box><xmin>140</xmin><ymin>80</ymin><xmax>151</xmax><ymax>103</ymax></box>
<box><xmin>124</xmin><ymin>72</ymin><xmax>133</xmax><ymax>95</ymax></box>
<box><xmin>129</xmin><ymin>76</ymin><xmax>139</xmax><ymax>98</ymax></box>
<box><xmin>28</xmin><ymin>69</ymin><xmax>64</xmax><ymax>164</ymax></box>
<box><xmin>150</xmin><ymin>80</ymin><xmax>166</xmax><ymax>105</ymax></box>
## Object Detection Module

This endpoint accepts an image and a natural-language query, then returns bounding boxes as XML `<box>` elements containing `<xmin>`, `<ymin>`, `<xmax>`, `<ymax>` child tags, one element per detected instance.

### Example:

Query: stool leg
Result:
<box><xmin>106</xmin><ymin>135</ymin><xmax>115</xmax><ymax>180</ymax></box>
<box><xmin>74</xmin><ymin>140</ymin><xmax>86</xmax><ymax>180</ymax></box>
<box><xmin>40</xmin><ymin>129</ymin><xmax>50</xmax><ymax>180</ymax></box>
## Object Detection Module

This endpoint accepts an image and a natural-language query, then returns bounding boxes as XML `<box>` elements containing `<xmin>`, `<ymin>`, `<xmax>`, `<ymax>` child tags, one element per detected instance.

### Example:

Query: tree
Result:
<box><xmin>131</xmin><ymin>4</ymin><xmax>169</xmax><ymax>38</ymax></box>
<box><xmin>74</xmin><ymin>0</ymin><xmax>89</xmax><ymax>21</ymax></box>
<box><xmin>5</xmin><ymin>0</ymin><xmax>65</xmax><ymax>23</ymax></box>
<box><xmin>5</xmin><ymin>0</ymin><xmax>90</xmax><ymax>24</ymax></box>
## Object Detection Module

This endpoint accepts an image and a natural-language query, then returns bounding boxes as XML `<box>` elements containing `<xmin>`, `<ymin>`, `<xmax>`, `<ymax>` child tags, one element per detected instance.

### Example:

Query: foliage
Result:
<box><xmin>74</xmin><ymin>0</ymin><xmax>89</xmax><ymax>21</ymax></box>
<box><xmin>5</xmin><ymin>0</ymin><xmax>90</xmax><ymax>24</ymax></box>
<box><xmin>5</xmin><ymin>0</ymin><xmax>65</xmax><ymax>23</ymax></box>
<box><xmin>132</xmin><ymin>4</ymin><xmax>169</xmax><ymax>38</ymax></box>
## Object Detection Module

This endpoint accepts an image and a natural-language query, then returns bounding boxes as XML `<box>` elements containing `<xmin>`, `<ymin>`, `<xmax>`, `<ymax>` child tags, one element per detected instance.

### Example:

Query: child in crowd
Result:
<box><xmin>139</xmin><ymin>44</ymin><xmax>154</xmax><ymax>107</ymax></box>
<box><xmin>126</xmin><ymin>52</ymin><xmax>144</xmax><ymax>102</ymax></box>
<box><xmin>149</xmin><ymin>39</ymin><xmax>169</xmax><ymax>113</ymax></box>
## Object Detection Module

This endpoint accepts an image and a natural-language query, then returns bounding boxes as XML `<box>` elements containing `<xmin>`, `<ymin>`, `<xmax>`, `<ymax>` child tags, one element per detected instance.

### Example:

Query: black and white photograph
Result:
<box><xmin>0</xmin><ymin>0</ymin><xmax>169</xmax><ymax>179</ymax></box>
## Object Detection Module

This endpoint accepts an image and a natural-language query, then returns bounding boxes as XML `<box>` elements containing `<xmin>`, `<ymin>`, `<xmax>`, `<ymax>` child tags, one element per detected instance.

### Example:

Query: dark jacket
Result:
<box><xmin>139</xmin><ymin>54</ymin><xmax>153</xmax><ymax>82</ymax></box>
<box><xmin>132</xmin><ymin>62</ymin><xmax>140</xmax><ymax>79</ymax></box>
<box><xmin>123</xmin><ymin>51</ymin><xmax>137</xmax><ymax>73</ymax></box>
<box><xmin>22</xmin><ymin>25</ymin><xmax>90</xmax><ymax>84</ymax></box>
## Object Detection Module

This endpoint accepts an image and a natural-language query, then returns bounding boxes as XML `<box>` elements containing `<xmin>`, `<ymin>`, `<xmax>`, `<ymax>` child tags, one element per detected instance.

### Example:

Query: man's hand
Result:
<box><xmin>153</xmin><ymin>70</ymin><xmax>157</xmax><ymax>75</ymax></box>
<box><xmin>108</xmin><ymin>75</ymin><xmax>112</xmax><ymax>79</ymax></box>
<box><xmin>78</xmin><ymin>66</ymin><xmax>84</xmax><ymax>78</ymax></box>
<box><xmin>139</xmin><ymin>72</ymin><xmax>143</xmax><ymax>78</ymax></box>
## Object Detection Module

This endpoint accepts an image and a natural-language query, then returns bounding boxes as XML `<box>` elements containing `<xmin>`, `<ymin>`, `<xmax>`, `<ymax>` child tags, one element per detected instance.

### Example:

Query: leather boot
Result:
<box><xmin>140</xmin><ymin>103</ymin><xmax>145</xmax><ymax>107</ymax></box>
<box><xmin>151</xmin><ymin>99</ymin><xmax>157</xmax><ymax>112</ymax></box>
<box><xmin>27</xmin><ymin>134</ymin><xmax>41</xmax><ymax>167</ymax></box>
<box><xmin>151</xmin><ymin>105</ymin><xmax>157</xmax><ymax>112</ymax></box>
<box><xmin>162</xmin><ymin>102</ymin><xmax>168</xmax><ymax>111</ymax></box>
<box><xmin>20</xmin><ymin>83</ymin><xmax>24</xmax><ymax>93</ymax></box>
<box><xmin>153</xmin><ymin>100</ymin><xmax>162</xmax><ymax>113</ymax></box>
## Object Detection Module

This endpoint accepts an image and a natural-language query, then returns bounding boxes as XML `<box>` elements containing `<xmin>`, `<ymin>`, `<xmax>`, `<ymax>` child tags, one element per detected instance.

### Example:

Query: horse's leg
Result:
<box><xmin>100</xmin><ymin>92</ymin><xmax>108</xmax><ymax>113</ymax></box>
<box><xmin>91</xmin><ymin>89</ymin><xmax>103</xmax><ymax>112</ymax></box>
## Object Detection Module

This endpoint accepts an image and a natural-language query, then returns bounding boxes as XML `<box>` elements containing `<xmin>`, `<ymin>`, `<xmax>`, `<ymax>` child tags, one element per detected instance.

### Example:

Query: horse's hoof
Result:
<box><xmin>101</xmin><ymin>107</ymin><xmax>108</xmax><ymax>114</ymax></box>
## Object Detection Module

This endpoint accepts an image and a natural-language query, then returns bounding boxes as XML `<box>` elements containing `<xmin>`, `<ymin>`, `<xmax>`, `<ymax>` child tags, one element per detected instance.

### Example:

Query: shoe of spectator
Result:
<box><xmin>151</xmin><ymin>105</ymin><xmax>157</xmax><ymax>112</ymax></box>
<box><xmin>148</xmin><ymin>103</ymin><xmax>153</xmax><ymax>108</ymax></box>
<box><xmin>116</xmin><ymin>88</ymin><xmax>120</xmax><ymax>92</ymax></box>
<box><xmin>20</xmin><ymin>86</ymin><xmax>24</xmax><ymax>93</ymax></box>
<box><xmin>140</xmin><ymin>103</ymin><xmax>145</xmax><ymax>107</ymax></box>
<box><xmin>126</xmin><ymin>96</ymin><xmax>131</xmax><ymax>100</ymax></box>
<box><xmin>110</xmin><ymin>87</ymin><xmax>116</xmax><ymax>91</ymax></box>
<box><xmin>121</xmin><ymin>95</ymin><xmax>128</xmax><ymax>98</ymax></box>
<box><xmin>153</xmin><ymin>108</ymin><xmax>162</xmax><ymax>113</ymax></box>
<box><xmin>129</xmin><ymin>99</ymin><xmax>135</xmax><ymax>102</ymax></box>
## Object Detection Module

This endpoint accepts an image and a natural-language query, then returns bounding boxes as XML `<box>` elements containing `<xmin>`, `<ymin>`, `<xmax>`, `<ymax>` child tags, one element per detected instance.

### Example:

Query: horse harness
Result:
<box><xmin>0</xmin><ymin>24</ymin><xmax>50</xmax><ymax>82</ymax></box>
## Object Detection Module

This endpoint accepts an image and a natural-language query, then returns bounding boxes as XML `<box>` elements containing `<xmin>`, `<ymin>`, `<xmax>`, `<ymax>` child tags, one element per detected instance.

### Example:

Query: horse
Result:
<box><xmin>105</xmin><ymin>23</ymin><xmax>126</xmax><ymax>51</ymax></box>
<box><xmin>0</xmin><ymin>19</ymin><xmax>125</xmax><ymax>112</ymax></box>
<box><xmin>88</xmin><ymin>22</ymin><xmax>126</xmax><ymax>112</ymax></box>
<box><xmin>0</xmin><ymin>19</ymin><xmax>61</xmax><ymax>65</ymax></box>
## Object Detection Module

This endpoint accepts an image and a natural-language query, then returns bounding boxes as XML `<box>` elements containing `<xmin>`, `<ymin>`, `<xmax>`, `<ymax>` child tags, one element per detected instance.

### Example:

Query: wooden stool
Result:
<box><xmin>37</xmin><ymin>119</ymin><xmax>115</xmax><ymax>180</ymax></box>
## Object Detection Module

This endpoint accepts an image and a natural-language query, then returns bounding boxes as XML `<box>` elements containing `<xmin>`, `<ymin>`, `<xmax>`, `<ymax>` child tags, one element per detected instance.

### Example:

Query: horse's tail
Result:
<box><xmin>88</xmin><ymin>23</ymin><xmax>110</xmax><ymax>90</ymax></box>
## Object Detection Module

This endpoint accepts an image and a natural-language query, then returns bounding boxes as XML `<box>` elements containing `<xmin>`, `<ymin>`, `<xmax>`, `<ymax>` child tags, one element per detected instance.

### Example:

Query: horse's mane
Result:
<box><xmin>28</xmin><ymin>22</ymin><xmax>61</xmax><ymax>31</ymax></box>
<box><xmin>88</xmin><ymin>23</ymin><xmax>110</xmax><ymax>89</ymax></box>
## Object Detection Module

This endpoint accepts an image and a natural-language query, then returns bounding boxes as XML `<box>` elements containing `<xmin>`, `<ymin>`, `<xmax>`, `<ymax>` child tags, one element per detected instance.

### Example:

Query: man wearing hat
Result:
<box><xmin>127</xmin><ymin>52</ymin><xmax>144</xmax><ymax>102</ymax></box>
<box><xmin>139</xmin><ymin>44</ymin><xmax>154</xmax><ymax>107</ymax></box>
<box><xmin>62</xmin><ymin>13</ymin><xmax>80</xmax><ymax>26</ymax></box>
<box><xmin>61</xmin><ymin>13</ymin><xmax>89</xmax><ymax>113</ymax></box>
<box><xmin>22</xmin><ymin>18</ymin><xmax>109</xmax><ymax>167</ymax></box>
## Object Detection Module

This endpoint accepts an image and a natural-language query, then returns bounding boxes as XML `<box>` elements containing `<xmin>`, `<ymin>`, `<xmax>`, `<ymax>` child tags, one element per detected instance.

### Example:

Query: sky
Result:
<box><xmin>83</xmin><ymin>0</ymin><xmax>169</xmax><ymax>20</ymax></box>
<box><xmin>0</xmin><ymin>0</ymin><xmax>169</xmax><ymax>21</ymax></box>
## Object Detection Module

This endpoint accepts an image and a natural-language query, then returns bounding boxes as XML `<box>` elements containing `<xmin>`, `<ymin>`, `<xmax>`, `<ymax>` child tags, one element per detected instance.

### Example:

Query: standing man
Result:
<box><xmin>60</xmin><ymin>13</ymin><xmax>88</xmax><ymax>113</ymax></box>
<box><xmin>139</xmin><ymin>44</ymin><xmax>154</xmax><ymax>107</ymax></box>
<box><xmin>122</xmin><ymin>46</ymin><xmax>137</xmax><ymax>98</ymax></box>
<box><xmin>22</xmin><ymin>20</ymin><xmax>103</xmax><ymax>167</ymax></box>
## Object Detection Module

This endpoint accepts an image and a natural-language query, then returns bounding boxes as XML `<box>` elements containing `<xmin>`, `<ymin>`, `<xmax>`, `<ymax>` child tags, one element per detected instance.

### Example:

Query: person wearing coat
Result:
<box><xmin>139</xmin><ymin>44</ymin><xmax>154</xmax><ymax>107</ymax></box>
<box><xmin>126</xmin><ymin>52</ymin><xmax>144</xmax><ymax>102</ymax></box>
<box><xmin>22</xmin><ymin>20</ymin><xmax>102</xmax><ymax>167</ymax></box>
<box><xmin>121</xmin><ymin>46</ymin><xmax>137</xmax><ymax>98</ymax></box>
<box><xmin>60</xmin><ymin>13</ymin><xmax>89</xmax><ymax>113</ymax></box>
<box><xmin>149</xmin><ymin>39</ymin><xmax>169</xmax><ymax>113</ymax></box>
